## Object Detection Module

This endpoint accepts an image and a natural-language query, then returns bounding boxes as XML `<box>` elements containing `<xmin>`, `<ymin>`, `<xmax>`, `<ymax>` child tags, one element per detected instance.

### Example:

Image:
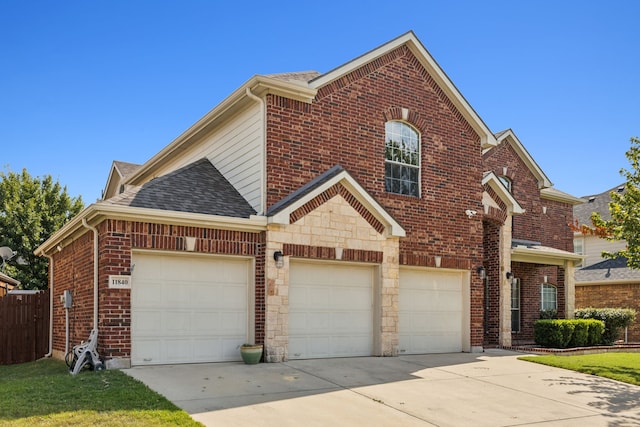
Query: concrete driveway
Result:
<box><xmin>124</xmin><ymin>349</ymin><xmax>640</xmax><ymax>426</ymax></box>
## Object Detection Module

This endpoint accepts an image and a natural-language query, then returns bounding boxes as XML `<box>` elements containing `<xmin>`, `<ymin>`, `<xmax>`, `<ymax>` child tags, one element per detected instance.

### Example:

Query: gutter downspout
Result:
<box><xmin>43</xmin><ymin>254</ymin><xmax>54</xmax><ymax>358</ymax></box>
<box><xmin>245</xmin><ymin>87</ymin><xmax>266</xmax><ymax>215</ymax></box>
<box><xmin>81</xmin><ymin>219</ymin><xmax>99</xmax><ymax>330</ymax></box>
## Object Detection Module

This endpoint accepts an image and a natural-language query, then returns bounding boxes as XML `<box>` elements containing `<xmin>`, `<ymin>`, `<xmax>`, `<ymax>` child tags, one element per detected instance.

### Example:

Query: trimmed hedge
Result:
<box><xmin>574</xmin><ymin>308</ymin><xmax>637</xmax><ymax>345</ymax></box>
<box><xmin>534</xmin><ymin>319</ymin><xmax>604</xmax><ymax>348</ymax></box>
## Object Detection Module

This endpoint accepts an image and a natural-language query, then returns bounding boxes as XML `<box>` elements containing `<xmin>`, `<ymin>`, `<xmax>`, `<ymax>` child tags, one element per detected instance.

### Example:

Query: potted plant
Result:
<box><xmin>240</xmin><ymin>343</ymin><xmax>263</xmax><ymax>364</ymax></box>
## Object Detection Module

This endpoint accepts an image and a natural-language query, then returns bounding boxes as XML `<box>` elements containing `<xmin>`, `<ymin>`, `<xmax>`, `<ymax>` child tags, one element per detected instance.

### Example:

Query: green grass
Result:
<box><xmin>0</xmin><ymin>358</ymin><xmax>202</xmax><ymax>426</ymax></box>
<box><xmin>519</xmin><ymin>352</ymin><xmax>640</xmax><ymax>386</ymax></box>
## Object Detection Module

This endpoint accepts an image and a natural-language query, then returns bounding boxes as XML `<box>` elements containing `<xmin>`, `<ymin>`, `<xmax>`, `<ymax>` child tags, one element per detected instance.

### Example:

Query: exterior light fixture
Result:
<box><xmin>273</xmin><ymin>251</ymin><xmax>284</xmax><ymax>269</ymax></box>
<box><xmin>506</xmin><ymin>272</ymin><xmax>513</xmax><ymax>280</ymax></box>
<box><xmin>476</xmin><ymin>266</ymin><xmax>486</xmax><ymax>280</ymax></box>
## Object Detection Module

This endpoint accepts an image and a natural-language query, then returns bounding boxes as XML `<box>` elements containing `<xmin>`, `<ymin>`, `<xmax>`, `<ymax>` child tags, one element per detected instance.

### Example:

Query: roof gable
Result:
<box><xmin>310</xmin><ymin>31</ymin><xmax>497</xmax><ymax>149</ymax></box>
<box><xmin>126</xmin><ymin>31</ymin><xmax>497</xmax><ymax>188</ymax></box>
<box><xmin>103</xmin><ymin>160</ymin><xmax>141</xmax><ymax>200</ymax></box>
<box><xmin>268</xmin><ymin>165</ymin><xmax>405</xmax><ymax>237</ymax></box>
<box><xmin>491</xmin><ymin>129</ymin><xmax>552</xmax><ymax>189</ymax></box>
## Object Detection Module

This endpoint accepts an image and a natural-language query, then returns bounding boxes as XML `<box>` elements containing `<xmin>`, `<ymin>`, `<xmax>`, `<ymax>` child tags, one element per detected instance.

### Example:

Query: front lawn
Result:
<box><xmin>0</xmin><ymin>358</ymin><xmax>202</xmax><ymax>426</ymax></box>
<box><xmin>519</xmin><ymin>352</ymin><xmax>640</xmax><ymax>386</ymax></box>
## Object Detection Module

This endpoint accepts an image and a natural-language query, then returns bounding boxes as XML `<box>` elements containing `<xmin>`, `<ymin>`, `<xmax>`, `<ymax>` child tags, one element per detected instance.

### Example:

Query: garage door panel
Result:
<box><xmin>131</xmin><ymin>254</ymin><xmax>250</xmax><ymax>365</ymax></box>
<box><xmin>289</xmin><ymin>262</ymin><xmax>373</xmax><ymax>359</ymax></box>
<box><xmin>290</xmin><ymin>312</ymin><xmax>330</xmax><ymax>332</ymax></box>
<box><xmin>134</xmin><ymin>311</ymin><xmax>163</xmax><ymax>335</ymax></box>
<box><xmin>219</xmin><ymin>311</ymin><xmax>246</xmax><ymax>332</ymax></box>
<box><xmin>399</xmin><ymin>268</ymin><xmax>465</xmax><ymax>354</ymax></box>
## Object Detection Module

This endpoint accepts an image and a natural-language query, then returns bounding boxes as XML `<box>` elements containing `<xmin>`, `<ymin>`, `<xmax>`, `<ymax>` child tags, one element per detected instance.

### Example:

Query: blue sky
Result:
<box><xmin>2</xmin><ymin>1</ymin><xmax>638</xmax><ymax>203</ymax></box>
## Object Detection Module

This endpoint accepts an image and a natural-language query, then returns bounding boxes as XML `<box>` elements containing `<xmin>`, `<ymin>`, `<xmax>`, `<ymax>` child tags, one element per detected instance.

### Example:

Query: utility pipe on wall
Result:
<box><xmin>81</xmin><ymin>219</ymin><xmax>99</xmax><ymax>330</ymax></box>
<box><xmin>245</xmin><ymin>87</ymin><xmax>266</xmax><ymax>215</ymax></box>
<box><xmin>43</xmin><ymin>254</ymin><xmax>54</xmax><ymax>358</ymax></box>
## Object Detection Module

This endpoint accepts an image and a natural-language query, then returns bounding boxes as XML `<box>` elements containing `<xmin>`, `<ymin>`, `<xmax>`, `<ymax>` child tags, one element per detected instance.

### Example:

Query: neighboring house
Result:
<box><xmin>0</xmin><ymin>272</ymin><xmax>19</xmax><ymax>297</ymax></box>
<box><xmin>35</xmin><ymin>31</ymin><xmax>582</xmax><ymax>369</ymax></box>
<box><xmin>574</xmin><ymin>184</ymin><xmax>640</xmax><ymax>342</ymax></box>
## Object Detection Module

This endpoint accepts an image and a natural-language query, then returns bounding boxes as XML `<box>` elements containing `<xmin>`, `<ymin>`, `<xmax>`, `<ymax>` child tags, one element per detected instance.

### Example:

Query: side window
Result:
<box><xmin>385</xmin><ymin>121</ymin><xmax>420</xmax><ymax>197</ymax></box>
<box><xmin>511</xmin><ymin>278</ymin><xmax>520</xmax><ymax>333</ymax></box>
<box><xmin>541</xmin><ymin>283</ymin><xmax>558</xmax><ymax>311</ymax></box>
<box><xmin>498</xmin><ymin>175</ymin><xmax>512</xmax><ymax>192</ymax></box>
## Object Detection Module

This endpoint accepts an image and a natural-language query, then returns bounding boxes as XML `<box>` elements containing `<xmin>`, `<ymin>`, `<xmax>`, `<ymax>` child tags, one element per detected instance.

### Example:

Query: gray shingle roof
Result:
<box><xmin>104</xmin><ymin>158</ymin><xmax>256</xmax><ymax>218</ymax></box>
<box><xmin>575</xmin><ymin>256</ymin><xmax>640</xmax><ymax>283</ymax></box>
<box><xmin>574</xmin><ymin>183</ymin><xmax>626</xmax><ymax>223</ymax></box>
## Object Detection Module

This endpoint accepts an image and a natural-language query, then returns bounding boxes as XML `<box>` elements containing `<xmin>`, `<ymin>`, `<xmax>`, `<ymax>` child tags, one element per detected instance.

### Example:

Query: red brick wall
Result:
<box><xmin>265</xmin><ymin>45</ymin><xmax>485</xmax><ymax>346</ymax></box>
<box><xmin>483</xmin><ymin>141</ymin><xmax>574</xmax><ymax>249</ymax></box>
<box><xmin>51</xmin><ymin>232</ymin><xmax>95</xmax><ymax>359</ymax></box>
<box><xmin>576</xmin><ymin>284</ymin><xmax>640</xmax><ymax>342</ymax></box>
<box><xmin>51</xmin><ymin>220</ymin><xmax>265</xmax><ymax>362</ymax></box>
<box><xmin>511</xmin><ymin>262</ymin><xmax>565</xmax><ymax>344</ymax></box>
<box><xmin>483</xmin><ymin>219</ymin><xmax>501</xmax><ymax>345</ymax></box>
<box><xmin>266</xmin><ymin>46</ymin><xmax>484</xmax><ymax>260</ymax></box>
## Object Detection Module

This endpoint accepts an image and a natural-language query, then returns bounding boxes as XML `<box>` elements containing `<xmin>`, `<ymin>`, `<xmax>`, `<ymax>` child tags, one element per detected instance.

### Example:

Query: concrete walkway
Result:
<box><xmin>124</xmin><ymin>349</ymin><xmax>640</xmax><ymax>426</ymax></box>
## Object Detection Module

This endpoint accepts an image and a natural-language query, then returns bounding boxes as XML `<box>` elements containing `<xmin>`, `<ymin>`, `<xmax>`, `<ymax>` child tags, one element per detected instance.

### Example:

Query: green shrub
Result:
<box><xmin>568</xmin><ymin>320</ymin><xmax>589</xmax><ymax>347</ymax></box>
<box><xmin>534</xmin><ymin>319</ymin><xmax>605</xmax><ymax>348</ymax></box>
<box><xmin>574</xmin><ymin>308</ymin><xmax>637</xmax><ymax>345</ymax></box>
<box><xmin>585</xmin><ymin>319</ymin><xmax>605</xmax><ymax>346</ymax></box>
<box><xmin>534</xmin><ymin>320</ymin><xmax>574</xmax><ymax>348</ymax></box>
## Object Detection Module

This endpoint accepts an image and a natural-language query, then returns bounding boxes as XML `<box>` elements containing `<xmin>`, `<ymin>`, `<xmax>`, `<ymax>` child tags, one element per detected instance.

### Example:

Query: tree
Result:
<box><xmin>0</xmin><ymin>168</ymin><xmax>84</xmax><ymax>289</ymax></box>
<box><xmin>583</xmin><ymin>136</ymin><xmax>640</xmax><ymax>269</ymax></box>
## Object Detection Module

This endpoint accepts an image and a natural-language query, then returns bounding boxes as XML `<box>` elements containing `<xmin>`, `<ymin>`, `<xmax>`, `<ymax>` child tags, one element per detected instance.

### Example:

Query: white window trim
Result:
<box><xmin>384</xmin><ymin>120</ymin><xmax>421</xmax><ymax>197</ymax></box>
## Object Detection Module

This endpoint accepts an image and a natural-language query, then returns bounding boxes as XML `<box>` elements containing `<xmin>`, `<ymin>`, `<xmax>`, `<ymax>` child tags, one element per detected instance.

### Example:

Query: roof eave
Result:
<box><xmin>34</xmin><ymin>204</ymin><xmax>267</xmax><ymax>257</ymax></box>
<box><xmin>482</xmin><ymin>172</ymin><xmax>525</xmax><ymax>215</ymax></box>
<box><xmin>540</xmin><ymin>188</ymin><xmax>585</xmax><ymax>205</ymax></box>
<box><xmin>511</xmin><ymin>246</ymin><xmax>584</xmax><ymax>266</ymax></box>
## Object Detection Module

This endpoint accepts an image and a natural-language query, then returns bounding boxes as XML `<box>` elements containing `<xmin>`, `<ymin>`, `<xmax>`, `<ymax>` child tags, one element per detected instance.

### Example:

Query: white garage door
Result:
<box><xmin>131</xmin><ymin>253</ymin><xmax>250</xmax><ymax>366</ymax></box>
<box><xmin>289</xmin><ymin>261</ymin><xmax>374</xmax><ymax>359</ymax></box>
<box><xmin>399</xmin><ymin>268</ymin><xmax>466</xmax><ymax>354</ymax></box>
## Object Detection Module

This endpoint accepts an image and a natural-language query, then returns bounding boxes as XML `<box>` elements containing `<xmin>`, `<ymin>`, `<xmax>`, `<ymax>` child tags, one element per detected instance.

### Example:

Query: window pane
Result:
<box><xmin>541</xmin><ymin>284</ymin><xmax>557</xmax><ymax>310</ymax></box>
<box><xmin>391</xmin><ymin>177</ymin><xmax>400</xmax><ymax>193</ymax></box>
<box><xmin>384</xmin><ymin>121</ymin><xmax>420</xmax><ymax>197</ymax></box>
<box><xmin>511</xmin><ymin>279</ymin><xmax>520</xmax><ymax>332</ymax></box>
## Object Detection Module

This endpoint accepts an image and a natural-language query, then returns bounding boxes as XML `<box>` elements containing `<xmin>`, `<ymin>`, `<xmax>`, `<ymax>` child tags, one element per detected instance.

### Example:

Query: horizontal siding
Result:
<box><xmin>148</xmin><ymin>104</ymin><xmax>263</xmax><ymax>213</ymax></box>
<box><xmin>583</xmin><ymin>235</ymin><xmax>626</xmax><ymax>266</ymax></box>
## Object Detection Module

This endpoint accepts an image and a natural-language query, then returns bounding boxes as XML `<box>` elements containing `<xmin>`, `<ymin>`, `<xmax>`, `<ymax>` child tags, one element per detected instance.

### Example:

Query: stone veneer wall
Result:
<box><xmin>264</xmin><ymin>194</ymin><xmax>399</xmax><ymax>362</ymax></box>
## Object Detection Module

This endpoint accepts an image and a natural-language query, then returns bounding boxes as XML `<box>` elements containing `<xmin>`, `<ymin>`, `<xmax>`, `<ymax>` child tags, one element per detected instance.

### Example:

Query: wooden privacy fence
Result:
<box><xmin>0</xmin><ymin>290</ymin><xmax>50</xmax><ymax>365</ymax></box>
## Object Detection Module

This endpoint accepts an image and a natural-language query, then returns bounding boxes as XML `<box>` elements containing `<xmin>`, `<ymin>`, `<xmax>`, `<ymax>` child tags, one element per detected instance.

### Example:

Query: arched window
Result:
<box><xmin>541</xmin><ymin>283</ymin><xmax>557</xmax><ymax>311</ymax></box>
<box><xmin>498</xmin><ymin>175</ymin><xmax>512</xmax><ymax>193</ymax></box>
<box><xmin>385</xmin><ymin>121</ymin><xmax>420</xmax><ymax>197</ymax></box>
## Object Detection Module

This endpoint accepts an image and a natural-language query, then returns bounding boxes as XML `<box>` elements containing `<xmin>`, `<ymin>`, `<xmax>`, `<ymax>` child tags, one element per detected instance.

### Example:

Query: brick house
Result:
<box><xmin>574</xmin><ymin>184</ymin><xmax>640</xmax><ymax>342</ymax></box>
<box><xmin>35</xmin><ymin>32</ymin><xmax>581</xmax><ymax>368</ymax></box>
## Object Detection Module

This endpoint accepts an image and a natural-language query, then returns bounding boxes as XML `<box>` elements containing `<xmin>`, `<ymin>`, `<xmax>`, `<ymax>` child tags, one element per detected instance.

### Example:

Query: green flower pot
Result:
<box><xmin>240</xmin><ymin>344</ymin><xmax>263</xmax><ymax>364</ymax></box>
